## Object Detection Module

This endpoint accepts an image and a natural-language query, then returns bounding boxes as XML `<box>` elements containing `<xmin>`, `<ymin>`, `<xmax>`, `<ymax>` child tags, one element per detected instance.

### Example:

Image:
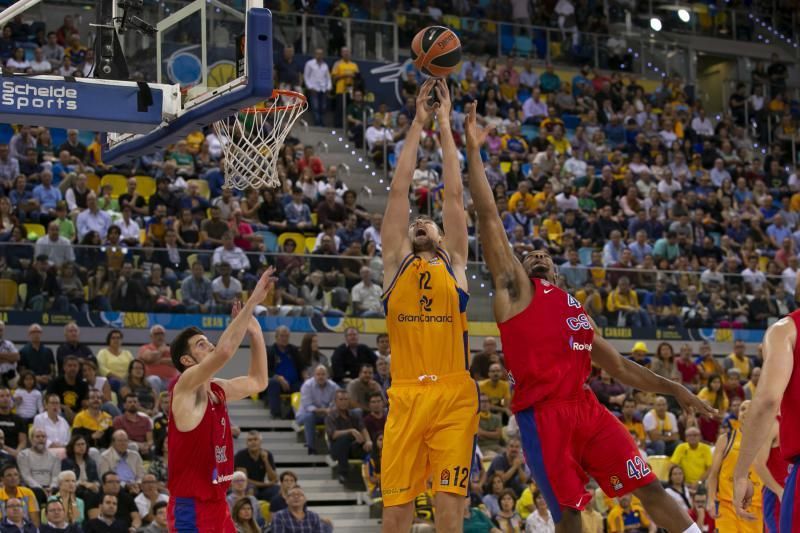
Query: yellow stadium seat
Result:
<box><xmin>0</xmin><ymin>279</ymin><xmax>18</xmax><ymax>309</ymax></box>
<box><xmin>305</xmin><ymin>237</ymin><xmax>316</xmax><ymax>253</ymax></box>
<box><xmin>23</xmin><ymin>223</ymin><xmax>45</xmax><ymax>239</ymax></box>
<box><xmin>86</xmin><ymin>173</ymin><xmax>101</xmax><ymax>193</ymax></box>
<box><xmin>17</xmin><ymin>283</ymin><xmax>27</xmax><ymax>305</ymax></box>
<box><xmin>139</xmin><ymin>229</ymin><xmax>146</xmax><ymax>245</ymax></box>
<box><xmin>278</xmin><ymin>232</ymin><xmax>305</xmax><ymax>254</ymax></box>
<box><xmin>134</xmin><ymin>176</ymin><xmax>156</xmax><ymax>200</ymax></box>
<box><xmin>188</xmin><ymin>179</ymin><xmax>210</xmax><ymax>200</ymax></box>
<box><xmin>187</xmin><ymin>254</ymin><xmax>199</xmax><ymax>268</ymax></box>
<box><xmin>310</xmin><ymin>212</ymin><xmax>318</xmax><ymax>226</ymax></box>
<box><xmin>758</xmin><ymin>255</ymin><xmax>769</xmax><ymax>272</ymax></box>
<box><xmin>647</xmin><ymin>455</ymin><xmax>671</xmax><ymax>482</ymax></box>
<box><xmin>500</xmin><ymin>161</ymin><xmax>512</xmax><ymax>174</ymax></box>
<box><xmin>260</xmin><ymin>501</ymin><xmax>271</xmax><ymax>525</ymax></box>
<box><xmin>291</xmin><ymin>392</ymin><xmax>301</xmax><ymax>413</ymax></box>
<box><xmin>100</xmin><ymin>174</ymin><xmax>128</xmax><ymax>198</ymax></box>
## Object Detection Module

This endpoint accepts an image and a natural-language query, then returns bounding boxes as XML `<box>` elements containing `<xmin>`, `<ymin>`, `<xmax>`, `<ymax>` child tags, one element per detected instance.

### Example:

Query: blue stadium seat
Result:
<box><xmin>578</xmin><ymin>247</ymin><xmax>593</xmax><ymax>266</ymax></box>
<box><xmin>517</xmin><ymin>89</ymin><xmax>531</xmax><ymax>104</ymax></box>
<box><xmin>514</xmin><ymin>36</ymin><xmax>534</xmax><ymax>57</ymax></box>
<box><xmin>0</xmin><ymin>124</ymin><xmax>13</xmax><ymax>144</ymax></box>
<box><xmin>521</xmin><ymin>163</ymin><xmax>531</xmax><ymax>176</ymax></box>
<box><xmin>533</xmin><ymin>30</ymin><xmax>548</xmax><ymax>59</ymax></box>
<box><xmin>562</xmin><ymin>114</ymin><xmax>581</xmax><ymax>130</ymax></box>
<box><xmin>387</xmin><ymin>152</ymin><xmax>397</xmax><ymax>168</ymax></box>
<box><xmin>259</xmin><ymin>231</ymin><xmax>279</xmax><ymax>253</ymax></box>
<box><xmin>500</xmin><ymin>33</ymin><xmax>515</xmax><ymax>56</ymax></box>
<box><xmin>521</xmin><ymin>125</ymin><xmax>539</xmax><ymax>141</ymax></box>
<box><xmin>50</xmin><ymin>128</ymin><xmax>67</xmax><ymax>148</ymax></box>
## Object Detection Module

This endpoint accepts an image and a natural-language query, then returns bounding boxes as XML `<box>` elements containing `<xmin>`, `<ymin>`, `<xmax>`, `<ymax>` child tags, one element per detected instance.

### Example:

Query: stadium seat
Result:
<box><xmin>562</xmin><ymin>114</ymin><xmax>581</xmax><ymax>130</ymax></box>
<box><xmin>278</xmin><ymin>233</ymin><xmax>305</xmax><ymax>254</ymax></box>
<box><xmin>258</xmin><ymin>231</ymin><xmax>278</xmax><ymax>252</ymax></box>
<box><xmin>521</xmin><ymin>125</ymin><xmax>539</xmax><ymax>141</ymax></box>
<box><xmin>23</xmin><ymin>223</ymin><xmax>45</xmax><ymax>240</ymax></box>
<box><xmin>305</xmin><ymin>237</ymin><xmax>317</xmax><ymax>253</ymax></box>
<box><xmin>50</xmin><ymin>128</ymin><xmax>67</xmax><ymax>148</ymax></box>
<box><xmin>500</xmin><ymin>162</ymin><xmax>512</xmax><ymax>174</ymax></box>
<box><xmin>86</xmin><ymin>174</ymin><xmax>101</xmax><ymax>193</ymax></box>
<box><xmin>0</xmin><ymin>124</ymin><xmax>14</xmax><ymax>144</ymax></box>
<box><xmin>100</xmin><ymin>174</ymin><xmax>128</xmax><ymax>199</ymax></box>
<box><xmin>17</xmin><ymin>283</ymin><xmax>27</xmax><ymax>305</ymax></box>
<box><xmin>647</xmin><ymin>455</ymin><xmax>671</xmax><ymax>482</ymax></box>
<box><xmin>514</xmin><ymin>35</ymin><xmax>534</xmax><ymax>56</ymax></box>
<box><xmin>186</xmin><ymin>254</ymin><xmax>199</xmax><ymax>268</ymax></box>
<box><xmin>135</xmin><ymin>176</ymin><xmax>157</xmax><ymax>200</ymax></box>
<box><xmin>260</xmin><ymin>501</ymin><xmax>271</xmax><ymax>525</ymax></box>
<box><xmin>188</xmin><ymin>179</ymin><xmax>210</xmax><ymax>200</ymax></box>
<box><xmin>0</xmin><ymin>279</ymin><xmax>18</xmax><ymax>309</ymax></box>
<box><xmin>310</xmin><ymin>213</ymin><xmax>318</xmax><ymax>226</ymax></box>
<box><xmin>578</xmin><ymin>247</ymin><xmax>593</xmax><ymax>266</ymax></box>
<box><xmin>290</xmin><ymin>392</ymin><xmax>301</xmax><ymax>413</ymax></box>
<box><xmin>139</xmin><ymin>229</ymin><xmax>146</xmax><ymax>245</ymax></box>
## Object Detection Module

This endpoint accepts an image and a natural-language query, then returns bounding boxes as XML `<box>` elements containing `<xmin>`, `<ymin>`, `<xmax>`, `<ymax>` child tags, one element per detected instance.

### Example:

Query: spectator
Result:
<box><xmin>331</xmin><ymin>328</ymin><xmax>376</xmax><ymax>385</ymax></box>
<box><xmin>0</xmin><ymin>389</ymin><xmax>27</xmax><ymax>456</ymax></box>
<box><xmin>295</xmin><ymin>365</ymin><xmax>338</xmax><ymax>453</ymax></box>
<box><xmin>39</xmin><ymin>498</ymin><xmax>81</xmax><ymax>533</ymax></box>
<box><xmin>137</xmin><ymin>500</ymin><xmax>168</xmax><ymax>533</ymax></box>
<box><xmin>523</xmin><ymin>489</ymin><xmax>554</xmax><ymax>532</ymax></box>
<box><xmin>12</xmin><ymin>371</ymin><xmax>41</xmax><ymax>423</ymax></box>
<box><xmin>351</xmin><ymin>266</ymin><xmax>384</xmax><ymax>317</ymax></box>
<box><xmin>477</xmin><ymin>394</ymin><xmax>503</xmax><ymax>456</ymax></box>
<box><xmin>35</xmin><ymin>221</ymin><xmax>74</xmax><ymax>267</ymax></box>
<box><xmin>607</xmin><ymin>276</ymin><xmax>651</xmax><ymax>328</ymax></box>
<box><xmin>325</xmin><ymin>390</ymin><xmax>372</xmax><ymax>484</ymax></box>
<box><xmin>46</xmin><ymin>356</ymin><xmax>88</xmax><ymax>423</ymax></box>
<box><xmin>226</xmin><ymin>472</ymin><xmax>264</xmax><ymax>527</ymax></box>
<box><xmin>210</xmin><ymin>262</ymin><xmax>242</xmax><ymax>314</ymax></box>
<box><xmin>112</xmin><ymin>395</ymin><xmax>153</xmax><ymax>457</ymax></box>
<box><xmin>299</xmin><ymin>334</ymin><xmax>330</xmax><ymax>374</ymax></box>
<box><xmin>669</xmin><ymin>427</ymin><xmax>712</xmax><ymax>488</ymax></box>
<box><xmin>688</xmin><ymin>489</ymin><xmax>715</xmax><ymax>532</ymax></box>
<box><xmin>98</xmin><ymin>430</ymin><xmax>145</xmax><ymax>491</ymax></box>
<box><xmin>56</xmin><ymin>323</ymin><xmax>94</xmax><ymax>373</ymax></box>
<box><xmin>17</xmin><ymin>428</ymin><xmax>60</xmax><ymax>503</ymax></box>
<box><xmin>316</xmin><ymin>189</ymin><xmax>347</xmax><ymax>227</ymax></box>
<box><xmin>269</xmin><ymin>471</ymin><xmax>298</xmax><ymax>515</ymax></box>
<box><xmin>180</xmin><ymin>262</ymin><xmax>214</xmax><ymax>313</ymax></box>
<box><xmin>84</xmin><ymin>493</ymin><xmax>128</xmax><ymax>533</ymax></box>
<box><xmin>133</xmin><ymin>474</ymin><xmax>167</xmax><ymax>526</ymax></box>
<box><xmin>617</xmin><ymin>397</ymin><xmax>646</xmax><ymax>445</ymax></box>
<box><xmin>303</xmin><ymin>48</ymin><xmax>332</xmax><ymax>126</ymax></box>
<box><xmin>97</xmin><ymin>329</ymin><xmax>133</xmax><ymax>386</ymax></box>
<box><xmin>136</xmin><ymin>325</ymin><xmax>176</xmax><ymax>392</ymax></box>
<box><xmin>676</xmin><ymin>344</ymin><xmax>701</xmax><ymax>392</ymax></box>
<box><xmin>723</xmin><ymin>340</ymin><xmax>751</xmax><ymax>377</ymax></box>
<box><xmin>75</xmin><ymin>193</ymin><xmax>110</xmax><ymax>241</ymax></box>
<box><xmin>53</xmin><ymin>469</ymin><xmax>84</xmax><ymax>526</ymax></box>
<box><xmin>42</xmin><ymin>32</ymin><xmax>64</xmax><ymax>68</ymax></box>
<box><xmin>487</xmin><ymin>438</ymin><xmax>530</xmax><ymax>497</ymax></box>
<box><xmin>266</xmin><ymin>326</ymin><xmax>304</xmax><ymax>419</ymax></box>
<box><xmin>346</xmin><ymin>364</ymin><xmax>383</xmax><ymax>413</ymax></box>
<box><xmin>744</xmin><ymin>366</ymin><xmax>760</xmax><ymax>400</ymax></box>
<box><xmin>71</xmin><ymin>389</ymin><xmax>113</xmax><ymax>450</ymax></box>
<box><xmin>61</xmin><ymin>435</ymin><xmax>100</xmax><ymax>497</ymax></box>
<box><xmin>19</xmin><ymin>323</ymin><xmax>55</xmax><ymax>387</ymax></box>
<box><xmin>233</xmin><ymin>431</ymin><xmax>279</xmax><ymax>501</ymax></box>
<box><xmin>643</xmin><ymin>396</ymin><xmax>680</xmax><ymax>455</ymax></box>
<box><xmin>479</xmin><ymin>363</ymin><xmax>511</xmax><ymax>419</ymax></box>
<box><xmin>32</xmin><ymin>393</ymin><xmax>70</xmax><ymax>448</ymax></box>
<box><xmin>469</xmin><ymin>337</ymin><xmax>503</xmax><ymax>380</ymax></box>
<box><xmin>118</xmin><ymin>360</ymin><xmax>156</xmax><ymax>417</ymax></box>
<box><xmin>0</xmin><ymin>497</ymin><xmax>37</xmax><ymax>533</ymax></box>
<box><xmin>606</xmin><ymin>493</ymin><xmax>650</xmax><ymax>533</ymax></box>
<box><xmin>589</xmin><ymin>369</ymin><xmax>626</xmax><ymax>412</ymax></box>
<box><xmin>0</xmin><ymin>465</ymin><xmax>39</xmax><ymax>526</ymax></box>
<box><xmin>211</xmin><ymin>232</ymin><xmax>250</xmax><ymax>273</ymax></box>
<box><xmin>271</xmin><ymin>486</ymin><xmax>326</xmax><ymax>533</ymax></box>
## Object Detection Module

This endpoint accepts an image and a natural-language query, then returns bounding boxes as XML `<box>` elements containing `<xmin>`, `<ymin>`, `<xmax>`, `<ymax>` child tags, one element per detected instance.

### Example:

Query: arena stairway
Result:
<box><xmin>228</xmin><ymin>399</ymin><xmax>382</xmax><ymax>533</ymax></box>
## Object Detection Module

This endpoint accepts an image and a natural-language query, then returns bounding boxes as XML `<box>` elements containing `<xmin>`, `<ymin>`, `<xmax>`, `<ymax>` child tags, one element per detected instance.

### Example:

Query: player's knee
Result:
<box><xmin>382</xmin><ymin>502</ymin><xmax>415</xmax><ymax>532</ymax></box>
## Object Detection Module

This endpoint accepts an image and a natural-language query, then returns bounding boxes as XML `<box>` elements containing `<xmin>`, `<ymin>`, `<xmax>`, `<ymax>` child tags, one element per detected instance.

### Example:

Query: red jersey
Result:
<box><xmin>783</xmin><ymin>310</ymin><xmax>800</xmax><ymax>462</ymax></box>
<box><xmin>498</xmin><ymin>278</ymin><xmax>593</xmax><ymax>413</ymax></box>
<box><xmin>767</xmin><ymin>441</ymin><xmax>791</xmax><ymax>487</ymax></box>
<box><xmin>167</xmin><ymin>381</ymin><xmax>234</xmax><ymax>501</ymax></box>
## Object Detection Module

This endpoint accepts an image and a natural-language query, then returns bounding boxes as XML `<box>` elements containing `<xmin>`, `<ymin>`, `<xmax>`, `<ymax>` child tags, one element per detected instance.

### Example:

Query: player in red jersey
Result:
<box><xmin>167</xmin><ymin>267</ymin><xmax>274</xmax><ymax>532</ymax></box>
<box><xmin>756</xmin><ymin>422</ymin><xmax>790</xmax><ymax>532</ymax></box>
<box><xmin>734</xmin><ymin>311</ymin><xmax>800</xmax><ymax>532</ymax></box>
<box><xmin>463</xmin><ymin>103</ymin><xmax>715</xmax><ymax>532</ymax></box>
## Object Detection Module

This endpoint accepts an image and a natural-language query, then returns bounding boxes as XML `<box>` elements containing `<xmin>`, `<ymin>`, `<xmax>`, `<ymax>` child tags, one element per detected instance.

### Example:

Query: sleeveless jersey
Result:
<box><xmin>719</xmin><ymin>429</ymin><xmax>764</xmax><ymax>506</ymax></box>
<box><xmin>167</xmin><ymin>381</ymin><xmax>234</xmax><ymax>501</ymax></box>
<box><xmin>767</xmin><ymin>440</ymin><xmax>791</xmax><ymax>488</ymax></box>
<box><xmin>497</xmin><ymin>278</ymin><xmax>594</xmax><ymax>413</ymax></box>
<box><xmin>382</xmin><ymin>248</ymin><xmax>469</xmax><ymax>380</ymax></box>
<box><xmin>782</xmin><ymin>310</ymin><xmax>800</xmax><ymax>462</ymax></box>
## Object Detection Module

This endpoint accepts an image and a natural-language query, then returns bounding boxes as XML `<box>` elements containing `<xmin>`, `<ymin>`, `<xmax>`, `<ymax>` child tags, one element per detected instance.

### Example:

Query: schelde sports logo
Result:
<box><xmin>568</xmin><ymin>335</ymin><xmax>592</xmax><ymax>352</ymax></box>
<box><xmin>1</xmin><ymin>81</ymin><xmax>78</xmax><ymax>111</ymax></box>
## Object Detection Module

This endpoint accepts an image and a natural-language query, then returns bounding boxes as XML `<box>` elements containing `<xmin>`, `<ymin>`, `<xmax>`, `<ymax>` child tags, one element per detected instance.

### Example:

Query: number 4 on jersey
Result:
<box><xmin>626</xmin><ymin>456</ymin><xmax>651</xmax><ymax>480</ymax></box>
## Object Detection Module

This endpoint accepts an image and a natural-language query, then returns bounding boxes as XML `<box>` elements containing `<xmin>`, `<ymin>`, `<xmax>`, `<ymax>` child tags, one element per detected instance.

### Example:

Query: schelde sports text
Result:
<box><xmin>1</xmin><ymin>82</ymin><xmax>78</xmax><ymax>111</ymax></box>
<box><xmin>397</xmin><ymin>314</ymin><xmax>454</xmax><ymax>323</ymax></box>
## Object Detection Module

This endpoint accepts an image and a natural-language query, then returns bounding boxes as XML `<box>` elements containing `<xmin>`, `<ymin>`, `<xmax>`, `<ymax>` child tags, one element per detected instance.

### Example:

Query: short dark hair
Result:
<box><xmin>124</xmin><ymin>393</ymin><xmax>138</xmax><ymax>403</ymax></box>
<box><xmin>106</xmin><ymin>329</ymin><xmax>123</xmax><ymax>345</ymax></box>
<box><xmin>101</xmin><ymin>471</ymin><xmax>119</xmax><ymax>483</ymax></box>
<box><xmin>152</xmin><ymin>501</ymin><xmax>167</xmax><ymax>514</ymax></box>
<box><xmin>359</xmin><ymin>363</ymin><xmax>373</xmax><ymax>373</ymax></box>
<box><xmin>1</xmin><ymin>464</ymin><xmax>17</xmax><ymax>477</ymax></box>
<box><xmin>279</xmin><ymin>471</ymin><xmax>297</xmax><ymax>482</ymax></box>
<box><xmin>367</xmin><ymin>392</ymin><xmax>383</xmax><ymax>403</ymax></box>
<box><xmin>171</xmin><ymin>327</ymin><xmax>203</xmax><ymax>373</ymax></box>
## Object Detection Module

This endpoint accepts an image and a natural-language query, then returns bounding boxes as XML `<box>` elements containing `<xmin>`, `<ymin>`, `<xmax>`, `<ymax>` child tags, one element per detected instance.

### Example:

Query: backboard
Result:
<box><xmin>0</xmin><ymin>0</ymin><xmax>273</xmax><ymax>164</ymax></box>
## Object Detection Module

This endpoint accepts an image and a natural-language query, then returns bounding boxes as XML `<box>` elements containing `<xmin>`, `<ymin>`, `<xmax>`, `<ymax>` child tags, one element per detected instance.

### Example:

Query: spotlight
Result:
<box><xmin>678</xmin><ymin>8</ymin><xmax>690</xmax><ymax>22</ymax></box>
<box><xmin>650</xmin><ymin>17</ymin><xmax>662</xmax><ymax>31</ymax></box>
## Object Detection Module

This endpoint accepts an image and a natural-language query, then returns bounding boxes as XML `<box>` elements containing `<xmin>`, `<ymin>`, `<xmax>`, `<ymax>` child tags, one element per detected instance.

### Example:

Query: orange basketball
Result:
<box><xmin>410</xmin><ymin>26</ymin><xmax>462</xmax><ymax>78</ymax></box>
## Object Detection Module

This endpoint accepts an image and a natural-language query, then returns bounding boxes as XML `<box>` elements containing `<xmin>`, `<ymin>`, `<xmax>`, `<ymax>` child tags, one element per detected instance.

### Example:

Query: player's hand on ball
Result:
<box><xmin>733</xmin><ymin>475</ymin><xmax>756</xmax><ymax>520</ymax></box>
<box><xmin>414</xmin><ymin>78</ymin><xmax>438</xmax><ymax>126</ymax></box>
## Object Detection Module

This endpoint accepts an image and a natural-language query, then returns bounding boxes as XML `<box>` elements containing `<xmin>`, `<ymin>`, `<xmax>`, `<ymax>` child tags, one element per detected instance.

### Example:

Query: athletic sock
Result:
<box><xmin>682</xmin><ymin>524</ymin><xmax>701</xmax><ymax>533</ymax></box>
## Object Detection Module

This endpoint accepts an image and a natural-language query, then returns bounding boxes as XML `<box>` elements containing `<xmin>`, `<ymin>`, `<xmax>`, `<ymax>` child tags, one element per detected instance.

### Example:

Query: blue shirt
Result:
<box><xmin>274</xmin><ymin>346</ymin><xmax>300</xmax><ymax>385</ymax></box>
<box><xmin>32</xmin><ymin>184</ymin><xmax>62</xmax><ymax>211</ymax></box>
<box><xmin>643</xmin><ymin>291</ymin><xmax>672</xmax><ymax>309</ymax></box>
<box><xmin>767</xmin><ymin>223</ymin><xmax>791</xmax><ymax>245</ymax></box>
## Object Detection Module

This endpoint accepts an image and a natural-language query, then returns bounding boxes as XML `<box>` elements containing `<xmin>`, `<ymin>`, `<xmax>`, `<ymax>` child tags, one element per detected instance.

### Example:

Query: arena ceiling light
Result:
<box><xmin>650</xmin><ymin>17</ymin><xmax>663</xmax><ymax>31</ymax></box>
<box><xmin>678</xmin><ymin>8</ymin><xmax>690</xmax><ymax>22</ymax></box>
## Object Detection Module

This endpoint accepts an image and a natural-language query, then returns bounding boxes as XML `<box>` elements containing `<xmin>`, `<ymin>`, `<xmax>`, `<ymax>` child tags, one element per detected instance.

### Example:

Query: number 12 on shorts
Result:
<box><xmin>440</xmin><ymin>466</ymin><xmax>468</xmax><ymax>488</ymax></box>
<box><xmin>626</xmin><ymin>456</ymin><xmax>651</xmax><ymax>480</ymax></box>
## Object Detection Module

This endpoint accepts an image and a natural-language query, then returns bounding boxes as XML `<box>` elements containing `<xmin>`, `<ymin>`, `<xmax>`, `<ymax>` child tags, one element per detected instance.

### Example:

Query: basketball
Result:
<box><xmin>410</xmin><ymin>26</ymin><xmax>462</xmax><ymax>78</ymax></box>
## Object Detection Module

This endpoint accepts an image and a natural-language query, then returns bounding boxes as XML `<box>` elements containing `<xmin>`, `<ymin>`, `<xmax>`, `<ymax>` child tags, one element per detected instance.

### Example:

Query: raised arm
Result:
<box><xmin>435</xmin><ymin>80</ymin><xmax>468</xmax><ymax>290</ymax></box>
<box><xmin>464</xmin><ymin>102</ymin><xmax>530</xmax><ymax>322</ymax></box>
<box><xmin>705</xmin><ymin>432</ymin><xmax>728</xmax><ymax>519</ymax></box>
<box><xmin>734</xmin><ymin>317</ymin><xmax>795</xmax><ymax>517</ymax></box>
<box><xmin>382</xmin><ymin>79</ymin><xmax>437</xmax><ymax>285</ymax></box>
<box><xmin>588</xmin><ymin>322</ymin><xmax>717</xmax><ymax>419</ymax></box>
<box><xmin>174</xmin><ymin>267</ymin><xmax>276</xmax><ymax>396</ymax></box>
<box><xmin>214</xmin><ymin>312</ymin><xmax>270</xmax><ymax>402</ymax></box>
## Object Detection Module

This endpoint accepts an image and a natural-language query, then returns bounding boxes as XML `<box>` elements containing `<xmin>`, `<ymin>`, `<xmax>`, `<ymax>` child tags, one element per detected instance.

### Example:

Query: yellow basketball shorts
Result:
<box><xmin>717</xmin><ymin>500</ymin><xmax>763</xmax><ymax>533</ymax></box>
<box><xmin>381</xmin><ymin>371</ymin><xmax>479</xmax><ymax>507</ymax></box>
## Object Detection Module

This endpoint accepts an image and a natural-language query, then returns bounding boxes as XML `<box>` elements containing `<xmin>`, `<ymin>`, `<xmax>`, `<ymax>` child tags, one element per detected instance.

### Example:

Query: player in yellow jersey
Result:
<box><xmin>380</xmin><ymin>79</ymin><xmax>478</xmax><ymax>532</ymax></box>
<box><xmin>706</xmin><ymin>400</ymin><xmax>764</xmax><ymax>532</ymax></box>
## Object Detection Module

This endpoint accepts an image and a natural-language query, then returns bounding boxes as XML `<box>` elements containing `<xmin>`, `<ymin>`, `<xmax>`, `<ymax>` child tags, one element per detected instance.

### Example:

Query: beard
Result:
<box><xmin>412</xmin><ymin>235</ymin><xmax>436</xmax><ymax>253</ymax></box>
<box><xmin>527</xmin><ymin>263</ymin><xmax>551</xmax><ymax>280</ymax></box>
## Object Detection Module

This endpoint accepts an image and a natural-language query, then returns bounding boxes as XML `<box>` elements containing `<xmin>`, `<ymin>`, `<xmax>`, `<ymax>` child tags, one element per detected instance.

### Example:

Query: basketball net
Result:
<box><xmin>213</xmin><ymin>89</ymin><xmax>308</xmax><ymax>190</ymax></box>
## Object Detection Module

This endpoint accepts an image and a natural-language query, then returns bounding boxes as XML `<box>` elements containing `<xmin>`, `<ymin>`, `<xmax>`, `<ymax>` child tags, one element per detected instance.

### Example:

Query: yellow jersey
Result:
<box><xmin>718</xmin><ymin>429</ymin><xmax>763</xmax><ymax>507</ymax></box>
<box><xmin>382</xmin><ymin>248</ymin><xmax>469</xmax><ymax>380</ymax></box>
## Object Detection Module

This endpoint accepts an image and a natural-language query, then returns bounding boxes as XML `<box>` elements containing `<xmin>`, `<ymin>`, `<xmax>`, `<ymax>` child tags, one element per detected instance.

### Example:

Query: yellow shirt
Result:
<box><xmin>606</xmin><ymin>502</ymin><xmax>650</xmax><ymax>533</ymax></box>
<box><xmin>546</xmin><ymin>135</ymin><xmax>571</xmax><ymax>155</ymax></box>
<box><xmin>97</xmin><ymin>348</ymin><xmax>134</xmax><ymax>378</ymax></box>
<box><xmin>698</xmin><ymin>387</ymin><xmax>729</xmax><ymax>412</ymax></box>
<box><xmin>515</xmin><ymin>485</ymin><xmax>537</xmax><ymax>520</ymax></box>
<box><xmin>670</xmin><ymin>442</ymin><xmax>713</xmax><ymax>484</ymax></box>
<box><xmin>331</xmin><ymin>59</ymin><xmax>359</xmax><ymax>95</ymax></box>
<box><xmin>606</xmin><ymin>289</ymin><xmax>639</xmax><ymax>312</ymax></box>
<box><xmin>531</xmin><ymin>191</ymin><xmax>550</xmax><ymax>212</ymax></box>
<box><xmin>541</xmin><ymin>219</ymin><xmax>563</xmax><ymax>245</ymax></box>
<box><xmin>718</xmin><ymin>429</ymin><xmax>763</xmax><ymax>507</ymax></box>
<box><xmin>0</xmin><ymin>486</ymin><xmax>38</xmax><ymax>518</ymax></box>
<box><xmin>72</xmin><ymin>409</ymin><xmax>113</xmax><ymax>432</ymax></box>
<box><xmin>507</xmin><ymin>191</ymin><xmax>537</xmax><ymax>214</ymax></box>
<box><xmin>479</xmin><ymin>379</ymin><xmax>510</xmax><ymax>409</ymax></box>
<box><xmin>621</xmin><ymin>418</ymin><xmax>646</xmax><ymax>443</ymax></box>
<box><xmin>575</xmin><ymin>290</ymin><xmax>604</xmax><ymax>315</ymax></box>
<box><xmin>790</xmin><ymin>192</ymin><xmax>800</xmax><ymax>212</ymax></box>
<box><xmin>382</xmin><ymin>249</ymin><xmax>469</xmax><ymax>380</ymax></box>
<box><xmin>726</xmin><ymin>354</ymin><xmax>751</xmax><ymax>377</ymax></box>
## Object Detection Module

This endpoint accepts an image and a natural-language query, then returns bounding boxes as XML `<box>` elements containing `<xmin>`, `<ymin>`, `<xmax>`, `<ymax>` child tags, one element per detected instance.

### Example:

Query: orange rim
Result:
<box><xmin>241</xmin><ymin>89</ymin><xmax>307</xmax><ymax>114</ymax></box>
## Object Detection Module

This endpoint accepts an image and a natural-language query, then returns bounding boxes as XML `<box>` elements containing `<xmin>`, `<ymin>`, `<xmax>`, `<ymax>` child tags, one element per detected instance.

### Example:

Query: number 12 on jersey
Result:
<box><xmin>626</xmin><ymin>456</ymin><xmax>651</xmax><ymax>480</ymax></box>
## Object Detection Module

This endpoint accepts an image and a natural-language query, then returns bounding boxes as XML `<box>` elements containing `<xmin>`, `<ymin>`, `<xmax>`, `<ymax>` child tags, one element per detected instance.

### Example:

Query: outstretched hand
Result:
<box><xmin>434</xmin><ymin>79</ymin><xmax>451</xmax><ymax>123</ymax></box>
<box><xmin>250</xmin><ymin>266</ymin><xmax>277</xmax><ymax>304</ymax></box>
<box><xmin>674</xmin><ymin>385</ymin><xmax>718</xmax><ymax>420</ymax></box>
<box><xmin>414</xmin><ymin>78</ymin><xmax>439</xmax><ymax>126</ymax></box>
<box><xmin>464</xmin><ymin>102</ymin><xmax>493</xmax><ymax>150</ymax></box>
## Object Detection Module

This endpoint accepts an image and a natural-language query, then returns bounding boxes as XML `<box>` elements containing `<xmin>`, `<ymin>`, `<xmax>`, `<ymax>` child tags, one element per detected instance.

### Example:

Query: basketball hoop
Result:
<box><xmin>213</xmin><ymin>89</ymin><xmax>308</xmax><ymax>190</ymax></box>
